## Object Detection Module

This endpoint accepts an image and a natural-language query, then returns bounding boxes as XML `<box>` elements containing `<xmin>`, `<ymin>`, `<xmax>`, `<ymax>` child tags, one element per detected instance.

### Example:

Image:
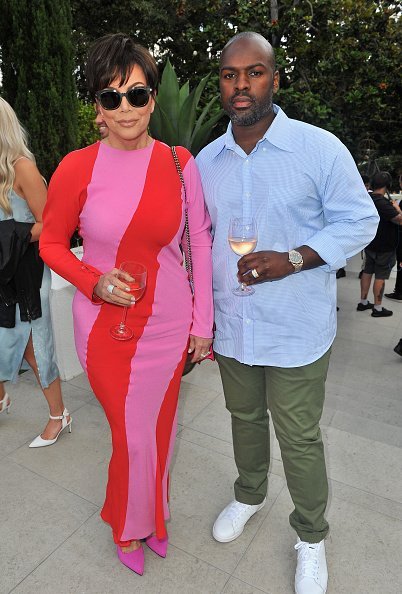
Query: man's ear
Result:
<box><xmin>273</xmin><ymin>71</ymin><xmax>280</xmax><ymax>94</ymax></box>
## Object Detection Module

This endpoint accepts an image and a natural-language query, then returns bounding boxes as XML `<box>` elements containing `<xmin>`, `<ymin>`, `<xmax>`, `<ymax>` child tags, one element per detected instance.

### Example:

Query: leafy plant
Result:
<box><xmin>76</xmin><ymin>100</ymin><xmax>100</xmax><ymax>148</ymax></box>
<box><xmin>149</xmin><ymin>59</ymin><xmax>224</xmax><ymax>155</ymax></box>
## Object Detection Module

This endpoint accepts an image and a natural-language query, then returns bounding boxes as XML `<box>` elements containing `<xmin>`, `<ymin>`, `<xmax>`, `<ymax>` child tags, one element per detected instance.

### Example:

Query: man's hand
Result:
<box><xmin>237</xmin><ymin>250</ymin><xmax>293</xmax><ymax>285</ymax></box>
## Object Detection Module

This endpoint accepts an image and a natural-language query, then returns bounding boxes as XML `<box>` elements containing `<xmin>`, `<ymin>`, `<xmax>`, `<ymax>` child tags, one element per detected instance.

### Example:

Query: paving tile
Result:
<box><xmin>323</xmin><ymin>426</ymin><xmax>402</xmax><ymax>503</ymax></box>
<box><xmin>8</xmin><ymin>403</ymin><xmax>111</xmax><ymax>506</ymax></box>
<box><xmin>3</xmin><ymin>264</ymin><xmax>402</xmax><ymax>594</ymax></box>
<box><xmin>178</xmin><ymin>426</ymin><xmax>235</xmax><ymax>459</ymax></box>
<box><xmin>326</xmin><ymin>496</ymin><xmax>402</xmax><ymax>593</ymax></box>
<box><xmin>325</xmin><ymin>383</ymin><xmax>402</xmax><ymax>426</ymax></box>
<box><xmin>177</xmin><ymin>381</ymin><xmax>222</xmax><ymax>427</ymax></box>
<box><xmin>169</xmin><ymin>438</ymin><xmax>285</xmax><ymax>574</ymax></box>
<box><xmin>186</xmin><ymin>392</ymin><xmax>233</xmax><ymax>443</ymax></box>
<box><xmin>271</xmin><ymin>452</ymin><xmax>402</xmax><ymax>523</ymax></box>
<box><xmin>329</xmin><ymin>478</ymin><xmax>402</xmax><ymax>523</ymax></box>
<box><xmin>0</xmin><ymin>380</ymin><xmax>89</xmax><ymax>459</ymax></box>
<box><xmin>12</xmin><ymin>513</ymin><xmax>229</xmax><ymax>594</ymax></box>
<box><xmin>329</xmin><ymin>410</ymin><xmax>402</xmax><ymax>448</ymax></box>
<box><xmin>64</xmin><ymin>371</ymin><xmax>94</xmax><ymax>393</ymax></box>
<box><xmin>232</xmin><ymin>490</ymin><xmax>297</xmax><ymax>594</ymax></box>
<box><xmin>234</xmin><ymin>487</ymin><xmax>402</xmax><ymax>594</ymax></box>
<box><xmin>221</xmin><ymin>577</ymin><xmax>268</xmax><ymax>593</ymax></box>
<box><xmin>181</xmin><ymin>358</ymin><xmax>224</xmax><ymax>393</ymax></box>
<box><xmin>0</xmin><ymin>458</ymin><xmax>97</xmax><ymax>594</ymax></box>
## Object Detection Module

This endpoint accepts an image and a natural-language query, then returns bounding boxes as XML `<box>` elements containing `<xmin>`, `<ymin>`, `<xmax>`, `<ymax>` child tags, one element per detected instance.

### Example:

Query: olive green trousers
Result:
<box><xmin>215</xmin><ymin>350</ymin><xmax>331</xmax><ymax>543</ymax></box>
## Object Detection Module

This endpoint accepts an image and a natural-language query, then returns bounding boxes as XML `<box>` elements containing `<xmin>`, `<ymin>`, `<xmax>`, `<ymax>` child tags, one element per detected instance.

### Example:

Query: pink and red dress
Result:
<box><xmin>40</xmin><ymin>140</ymin><xmax>213</xmax><ymax>545</ymax></box>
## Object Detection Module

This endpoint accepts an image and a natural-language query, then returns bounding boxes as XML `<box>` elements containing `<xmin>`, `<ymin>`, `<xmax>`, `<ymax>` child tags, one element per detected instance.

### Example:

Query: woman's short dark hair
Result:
<box><xmin>86</xmin><ymin>33</ymin><xmax>159</xmax><ymax>101</ymax></box>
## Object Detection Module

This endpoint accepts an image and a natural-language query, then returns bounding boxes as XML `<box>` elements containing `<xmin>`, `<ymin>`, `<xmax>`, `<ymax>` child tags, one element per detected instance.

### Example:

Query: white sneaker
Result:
<box><xmin>212</xmin><ymin>498</ymin><xmax>266</xmax><ymax>543</ymax></box>
<box><xmin>294</xmin><ymin>538</ymin><xmax>328</xmax><ymax>594</ymax></box>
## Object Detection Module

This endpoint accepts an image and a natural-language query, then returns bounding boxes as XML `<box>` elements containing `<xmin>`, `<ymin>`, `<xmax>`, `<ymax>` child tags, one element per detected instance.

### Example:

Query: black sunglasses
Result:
<box><xmin>96</xmin><ymin>86</ymin><xmax>153</xmax><ymax>110</ymax></box>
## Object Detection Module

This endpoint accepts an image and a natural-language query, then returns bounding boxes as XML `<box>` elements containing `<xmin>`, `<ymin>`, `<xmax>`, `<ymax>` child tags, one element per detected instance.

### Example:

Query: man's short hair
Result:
<box><xmin>361</xmin><ymin>174</ymin><xmax>370</xmax><ymax>185</ymax></box>
<box><xmin>220</xmin><ymin>31</ymin><xmax>276</xmax><ymax>70</ymax></box>
<box><xmin>371</xmin><ymin>171</ymin><xmax>392</xmax><ymax>191</ymax></box>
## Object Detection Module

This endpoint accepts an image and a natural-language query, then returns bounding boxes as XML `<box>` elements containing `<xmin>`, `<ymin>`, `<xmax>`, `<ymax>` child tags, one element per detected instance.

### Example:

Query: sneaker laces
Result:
<box><xmin>295</xmin><ymin>540</ymin><xmax>321</xmax><ymax>580</ymax></box>
<box><xmin>224</xmin><ymin>500</ymin><xmax>252</xmax><ymax>522</ymax></box>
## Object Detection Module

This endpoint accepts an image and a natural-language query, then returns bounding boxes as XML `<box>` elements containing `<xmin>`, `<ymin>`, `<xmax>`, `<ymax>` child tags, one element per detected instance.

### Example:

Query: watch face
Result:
<box><xmin>289</xmin><ymin>250</ymin><xmax>303</xmax><ymax>264</ymax></box>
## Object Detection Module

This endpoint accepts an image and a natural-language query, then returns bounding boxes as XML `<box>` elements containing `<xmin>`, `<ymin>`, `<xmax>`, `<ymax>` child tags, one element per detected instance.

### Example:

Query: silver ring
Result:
<box><xmin>251</xmin><ymin>268</ymin><xmax>259</xmax><ymax>279</ymax></box>
<box><xmin>106</xmin><ymin>284</ymin><xmax>115</xmax><ymax>295</ymax></box>
<box><xmin>200</xmin><ymin>351</ymin><xmax>211</xmax><ymax>358</ymax></box>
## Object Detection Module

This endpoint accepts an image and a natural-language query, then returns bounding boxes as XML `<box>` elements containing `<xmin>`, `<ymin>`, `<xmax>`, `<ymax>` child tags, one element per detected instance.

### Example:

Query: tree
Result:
<box><xmin>70</xmin><ymin>0</ymin><xmax>401</xmax><ymax>166</ymax></box>
<box><xmin>0</xmin><ymin>0</ymin><xmax>78</xmax><ymax>180</ymax></box>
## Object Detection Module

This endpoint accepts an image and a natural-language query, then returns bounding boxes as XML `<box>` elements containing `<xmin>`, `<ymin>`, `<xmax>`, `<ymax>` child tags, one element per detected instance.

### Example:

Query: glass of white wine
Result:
<box><xmin>110</xmin><ymin>261</ymin><xmax>147</xmax><ymax>340</ymax></box>
<box><xmin>228</xmin><ymin>217</ymin><xmax>257</xmax><ymax>296</ymax></box>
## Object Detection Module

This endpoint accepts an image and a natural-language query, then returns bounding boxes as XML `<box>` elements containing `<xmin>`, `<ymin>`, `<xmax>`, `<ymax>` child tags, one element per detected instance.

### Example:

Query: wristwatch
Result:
<box><xmin>288</xmin><ymin>249</ymin><xmax>303</xmax><ymax>273</ymax></box>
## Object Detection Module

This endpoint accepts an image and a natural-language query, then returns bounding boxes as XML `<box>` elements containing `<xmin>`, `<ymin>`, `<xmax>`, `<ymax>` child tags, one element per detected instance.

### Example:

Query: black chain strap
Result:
<box><xmin>171</xmin><ymin>146</ymin><xmax>194</xmax><ymax>295</ymax></box>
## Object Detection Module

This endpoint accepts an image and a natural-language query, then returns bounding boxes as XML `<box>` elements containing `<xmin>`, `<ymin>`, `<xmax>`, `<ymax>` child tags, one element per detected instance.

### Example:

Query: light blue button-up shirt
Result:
<box><xmin>196</xmin><ymin>105</ymin><xmax>379</xmax><ymax>367</ymax></box>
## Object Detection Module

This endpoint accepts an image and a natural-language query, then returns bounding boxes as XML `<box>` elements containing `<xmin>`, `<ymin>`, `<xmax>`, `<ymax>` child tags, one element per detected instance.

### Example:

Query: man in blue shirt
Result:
<box><xmin>196</xmin><ymin>32</ymin><xmax>379</xmax><ymax>594</ymax></box>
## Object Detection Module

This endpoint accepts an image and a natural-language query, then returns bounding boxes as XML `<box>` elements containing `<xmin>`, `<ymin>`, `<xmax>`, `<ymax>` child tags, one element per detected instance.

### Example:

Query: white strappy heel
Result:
<box><xmin>0</xmin><ymin>393</ymin><xmax>11</xmax><ymax>415</ymax></box>
<box><xmin>29</xmin><ymin>407</ymin><xmax>72</xmax><ymax>448</ymax></box>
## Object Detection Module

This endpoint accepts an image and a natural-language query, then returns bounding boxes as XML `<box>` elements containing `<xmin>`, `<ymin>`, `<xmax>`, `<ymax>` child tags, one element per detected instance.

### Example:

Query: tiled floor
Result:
<box><xmin>1</xmin><ymin>263</ymin><xmax>402</xmax><ymax>594</ymax></box>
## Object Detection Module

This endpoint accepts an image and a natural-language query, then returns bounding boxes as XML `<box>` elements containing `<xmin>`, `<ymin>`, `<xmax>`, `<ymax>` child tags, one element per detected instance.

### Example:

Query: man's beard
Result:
<box><xmin>226</xmin><ymin>91</ymin><xmax>274</xmax><ymax>126</ymax></box>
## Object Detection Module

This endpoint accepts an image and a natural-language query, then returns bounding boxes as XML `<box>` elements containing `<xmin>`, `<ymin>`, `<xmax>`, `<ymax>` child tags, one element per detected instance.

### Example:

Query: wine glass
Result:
<box><xmin>110</xmin><ymin>261</ymin><xmax>147</xmax><ymax>340</ymax></box>
<box><xmin>228</xmin><ymin>217</ymin><xmax>258</xmax><ymax>296</ymax></box>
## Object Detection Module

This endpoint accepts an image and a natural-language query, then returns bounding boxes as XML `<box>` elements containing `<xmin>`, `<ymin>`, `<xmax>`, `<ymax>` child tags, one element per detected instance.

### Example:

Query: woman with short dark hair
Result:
<box><xmin>40</xmin><ymin>33</ymin><xmax>213</xmax><ymax>575</ymax></box>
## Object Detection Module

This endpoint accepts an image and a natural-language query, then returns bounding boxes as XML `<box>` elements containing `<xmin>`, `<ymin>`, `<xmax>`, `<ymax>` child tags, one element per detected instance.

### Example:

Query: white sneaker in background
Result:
<box><xmin>212</xmin><ymin>498</ymin><xmax>266</xmax><ymax>543</ymax></box>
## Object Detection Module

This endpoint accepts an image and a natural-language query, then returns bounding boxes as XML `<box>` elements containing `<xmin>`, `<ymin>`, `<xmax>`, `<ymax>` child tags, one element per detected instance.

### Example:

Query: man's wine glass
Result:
<box><xmin>110</xmin><ymin>261</ymin><xmax>147</xmax><ymax>340</ymax></box>
<box><xmin>228</xmin><ymin>217</ymin><xmax>258</xmax><ymax>296</ymax></box>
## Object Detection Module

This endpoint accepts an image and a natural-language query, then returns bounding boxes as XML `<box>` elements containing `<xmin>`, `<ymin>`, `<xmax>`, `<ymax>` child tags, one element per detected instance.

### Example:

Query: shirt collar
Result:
<box><xmin>211</xmin><ymin>104</ymin><xmax>295</xmax><ymax>159</ymax></box>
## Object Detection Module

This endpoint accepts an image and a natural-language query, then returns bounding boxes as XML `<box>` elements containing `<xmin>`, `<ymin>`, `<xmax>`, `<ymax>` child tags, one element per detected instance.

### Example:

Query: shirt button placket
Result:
<box><xmin>243</xmin><ymin>157</ymin><xmax>252</xmax><ymax>218</ymax></box>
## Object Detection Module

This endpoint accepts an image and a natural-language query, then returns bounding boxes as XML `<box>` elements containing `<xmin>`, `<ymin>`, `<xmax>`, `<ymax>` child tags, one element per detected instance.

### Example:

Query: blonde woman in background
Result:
<box><xmin>0</xmin><ymin>97</ymin><xmax>71</xmax><ymax>447</ymax></box>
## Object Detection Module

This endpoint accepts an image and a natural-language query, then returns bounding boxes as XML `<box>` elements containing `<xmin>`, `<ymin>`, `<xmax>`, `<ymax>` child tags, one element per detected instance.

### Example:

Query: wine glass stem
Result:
<box><xmin>120</xmin><ymin>306</ymin><xmax>129</xmax><ymax>329</ymax></box>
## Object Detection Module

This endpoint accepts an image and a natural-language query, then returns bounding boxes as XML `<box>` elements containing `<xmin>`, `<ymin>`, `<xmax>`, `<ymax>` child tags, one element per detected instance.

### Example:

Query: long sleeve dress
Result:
<box><xmin>40</xmin><ymin>140</ymin><xmax>213</xmax><ymax>545</ymax></box>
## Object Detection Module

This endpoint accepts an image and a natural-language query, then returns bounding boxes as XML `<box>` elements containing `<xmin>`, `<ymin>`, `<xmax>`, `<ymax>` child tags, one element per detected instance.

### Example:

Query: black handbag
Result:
<box><xmin>171</xmin><ymin>146</ymin><xmax>196</xmax><ymax>376</ymax></box>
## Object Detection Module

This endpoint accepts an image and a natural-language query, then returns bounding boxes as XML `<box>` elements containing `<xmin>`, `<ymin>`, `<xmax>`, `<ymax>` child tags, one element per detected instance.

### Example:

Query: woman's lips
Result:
<box><xmin>118</xmin><ymin>120</ymin><xmax>138</xmax><ymax>127</ymax></box>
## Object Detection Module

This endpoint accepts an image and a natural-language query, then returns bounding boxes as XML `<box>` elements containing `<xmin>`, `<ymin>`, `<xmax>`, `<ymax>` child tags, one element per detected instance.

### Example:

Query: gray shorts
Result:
<box><xmin>363</xmin><ymin>249</ymin><xmax>396</xmax><ymax>279</ymax></box>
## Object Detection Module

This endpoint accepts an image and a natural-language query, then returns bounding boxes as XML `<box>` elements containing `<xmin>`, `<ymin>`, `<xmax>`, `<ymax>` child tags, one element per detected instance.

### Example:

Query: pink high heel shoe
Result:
<box><xmin>116</xmin><ymin>544</ymin><xmax>144</xmax><ymax>575</ymax></box>
<box><xmin>145</xmin><ymin>534</ymin><xmax>168</xmax><ymax>558</ymax></box>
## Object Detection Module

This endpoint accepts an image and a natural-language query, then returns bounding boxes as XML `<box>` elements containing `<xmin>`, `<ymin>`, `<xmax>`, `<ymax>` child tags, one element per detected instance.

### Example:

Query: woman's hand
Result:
<box><xmin>188</xmin><ymin>335</ymin><xmax>213</xmax><ymax>362</ymax></box>
<box><xmin>94</xmin><ymin>269</ymin><xmax>134</xmax><ymax>306</ymax></box>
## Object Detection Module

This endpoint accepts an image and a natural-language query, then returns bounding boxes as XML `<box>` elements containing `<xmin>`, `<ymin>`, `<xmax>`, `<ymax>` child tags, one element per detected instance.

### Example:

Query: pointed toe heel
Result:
<box><xmin>117</xmin><ymin>545</ymin><xmax>144</xmax><ymax>575</ymax></box>
<box><xmin>29</xmin><ymin>408</ymin><xmax>72</xmax><ymax>448</ymax></box>
<box><xmin>145</xmin><ymin>534</ymin><xmax>168</xmax><ymax>558</ymax></box>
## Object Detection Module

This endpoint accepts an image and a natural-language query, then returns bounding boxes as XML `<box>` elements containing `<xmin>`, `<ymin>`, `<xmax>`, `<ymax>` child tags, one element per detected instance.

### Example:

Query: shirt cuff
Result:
<box><xmin>305</xmin><ymin>233</ymin><xmax>347</xmax><ymax>271</ymax></box>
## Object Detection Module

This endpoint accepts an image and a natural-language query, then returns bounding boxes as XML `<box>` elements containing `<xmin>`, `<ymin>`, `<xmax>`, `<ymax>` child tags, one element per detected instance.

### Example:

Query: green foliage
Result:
<box><xmin>149</xmin><ymin>59</ymin><xmax>224</xmax><ymax>155</ymax></box>
<box><xmin>70</xmin><ymin>0</ymin><xmax>401</xmax><ymax>163</ymax></box>
<box><xmin>0</xmin><ymin>0</ymin><xmax>78</xmax><ymax>180</ymax></box>
<box><xmin>1</xmin><ymin>1</ymin><xmax>400</xmax><ymax>170</ymax></box>
<box><xmin>76</xmin><ymin>101</ymin><xmax>100</xmax><ymax>147</ymax></box>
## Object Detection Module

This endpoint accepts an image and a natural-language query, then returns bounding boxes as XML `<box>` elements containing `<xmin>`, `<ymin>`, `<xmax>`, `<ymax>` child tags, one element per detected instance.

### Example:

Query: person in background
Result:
<box><xmin>95</xmin><ymin>108</ymin><xmax>108</xmax><ymax>139</ymax></box>
<box><xmin>394</xmin><ymin>338</ymin><xmax>402</xmax><ymax>356</ymax></box>
<box><xmin>40</xmin><ymin>33</ymin><xmax>213</xmax><ymax>576</ymax></box>
<box><xmin>357</xmin><ymin>173</ymin><xmax>373</xmax><ymax>279</ymax></box>
<box><xmin>361</xmin><ymin>173</ymin><xmax>372</xmax><ymax>193</ymax></box>
<box><xmin>0</xmin><ymin>97</ymin><xmax>71</xmax><ymax>446</ymax></box>
<box><xmin>385</xmin><ymin>172</ymin><xmax>402</xmax><ymax>301</ymax></box>
<box><xmin>196</xmin><ymin>31</ymin><xmax>378</xmax><ymax>594</ymax></box>
<box><xmin>357</xmin><ymin>171</ymin><xmax>402</xmax><ymax>317</ymax></box>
